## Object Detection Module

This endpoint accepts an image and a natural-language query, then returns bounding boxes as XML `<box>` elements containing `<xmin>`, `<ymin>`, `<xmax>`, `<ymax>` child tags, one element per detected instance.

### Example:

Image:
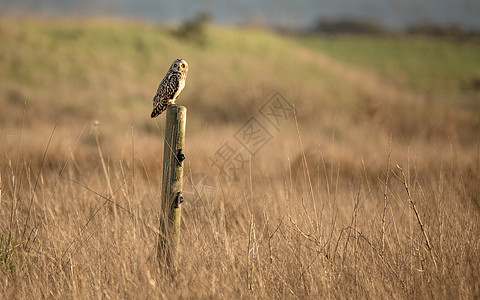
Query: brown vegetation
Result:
<box><xmin>0</xmin><ymin>18</ymin><xmax>479</xmax><ymax>298</ymax></box>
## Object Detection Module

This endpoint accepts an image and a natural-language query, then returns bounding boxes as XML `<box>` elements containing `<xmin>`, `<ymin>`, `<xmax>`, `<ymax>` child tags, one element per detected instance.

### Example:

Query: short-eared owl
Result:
<box><xmin>151</xmin><ymin>58</ymin><xmax>189</xmax><ymax>118</ymax></box>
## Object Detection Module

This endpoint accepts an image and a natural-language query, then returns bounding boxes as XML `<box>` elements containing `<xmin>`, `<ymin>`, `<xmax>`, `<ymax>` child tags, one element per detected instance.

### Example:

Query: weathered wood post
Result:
<box><xmin>158</xmin><ymin>105</ymin><xmax>186</xmax><ymax>270</ymax></box>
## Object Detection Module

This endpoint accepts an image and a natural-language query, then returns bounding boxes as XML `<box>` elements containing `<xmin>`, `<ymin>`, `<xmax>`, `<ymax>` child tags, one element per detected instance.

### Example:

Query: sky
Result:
<box><xmin>0</xmin><ymin>0</ymin><xmax>479</xmax><ymax>30</ymax></box>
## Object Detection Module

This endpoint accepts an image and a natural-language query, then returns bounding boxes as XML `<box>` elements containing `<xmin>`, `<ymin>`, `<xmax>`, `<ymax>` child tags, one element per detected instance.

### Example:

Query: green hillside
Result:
<box><xmin>300</xmin><ymin>35</ymin><xmax>480</xmax><ymax>96</ymax></box>
<box><xmin>1</xmin><ymin>19</ymin><xmax>478</xmax><ymax>143</ymax></box>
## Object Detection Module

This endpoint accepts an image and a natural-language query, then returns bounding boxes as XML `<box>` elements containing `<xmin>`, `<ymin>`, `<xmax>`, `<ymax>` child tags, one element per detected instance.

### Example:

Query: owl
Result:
<box><xmin>151</xmin><ymin>59</ymin><xmax>189</xmax><ymax>118</ymax></box>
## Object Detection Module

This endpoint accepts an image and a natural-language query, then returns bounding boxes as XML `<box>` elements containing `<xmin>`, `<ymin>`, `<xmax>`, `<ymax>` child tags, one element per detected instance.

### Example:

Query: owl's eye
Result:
<box><xmin>181</xmin><ymin>64</ymin><xmax>185</xmax><ymax>68</ymax></box>
<box><xmin>174</xmin><ymin>64</ymin><xmax>178</xmax><ymax>67</ymax></box>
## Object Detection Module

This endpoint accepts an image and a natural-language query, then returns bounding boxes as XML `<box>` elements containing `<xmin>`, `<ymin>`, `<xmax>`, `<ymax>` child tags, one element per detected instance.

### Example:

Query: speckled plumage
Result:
<box><xmin>151</xmin><ymin>59</ymin><xmax>188</xmax><ymax>118</ymax></box>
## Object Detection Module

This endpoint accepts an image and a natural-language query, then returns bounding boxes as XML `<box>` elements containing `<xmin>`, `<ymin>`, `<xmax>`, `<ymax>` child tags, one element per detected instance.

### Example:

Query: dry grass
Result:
<box><xmin>0</xmin><ymin>18</ymin><xmax>479</xmax><ymax>299</ymax></box>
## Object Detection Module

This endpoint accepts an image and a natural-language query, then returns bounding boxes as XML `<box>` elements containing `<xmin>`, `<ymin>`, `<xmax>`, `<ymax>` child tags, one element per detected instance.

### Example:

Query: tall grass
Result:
<box><xmin>1</xmin><ymin>118</ymin><xmax>479</xmax><ymax>298</ymax></box>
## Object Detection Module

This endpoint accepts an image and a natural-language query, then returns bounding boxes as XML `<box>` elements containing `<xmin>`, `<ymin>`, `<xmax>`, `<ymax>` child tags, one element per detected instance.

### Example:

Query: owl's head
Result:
<box><xmin>170</xmin><ymin>59</ymin><xmax>188</xmax><ymax>74</ymax></box>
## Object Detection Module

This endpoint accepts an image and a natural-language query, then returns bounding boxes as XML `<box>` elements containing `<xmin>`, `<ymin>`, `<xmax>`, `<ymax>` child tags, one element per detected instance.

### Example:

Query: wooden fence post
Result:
<box><xmin>158</xmin><ymin>105</ymin><xmax>186</xmax><ymax>270</ymax></box>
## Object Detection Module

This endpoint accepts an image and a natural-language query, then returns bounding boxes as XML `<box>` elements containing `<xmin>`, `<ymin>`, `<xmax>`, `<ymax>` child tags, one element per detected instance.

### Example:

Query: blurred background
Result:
<box><xmin>1</xmin><ymin>0</ymin><xmax>480</xmax><ymax>31</ymax></box>
<box><xmin>1</xmin><ymin>0</ymin><xmax>478</xmax><ymax>164</ymax></box>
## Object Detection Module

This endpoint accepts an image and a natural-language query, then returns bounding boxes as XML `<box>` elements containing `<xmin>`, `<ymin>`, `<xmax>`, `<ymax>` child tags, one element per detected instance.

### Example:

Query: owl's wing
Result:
<box><xmin>151</xmin><ymin>74</ymin><xmax>181</xmax><ymax>118</ymax></box>
<box><xmin>163</xmin><ymin>73</ymin><xmax>180</xmax><ymax>100</ymax></box>
<box><xmin>154</xmin><ymin>74</ymin><xmax>180</xmax><ymax>103</ymax></box>
<box><xmin>153</xmin><ymin>76</ymin><xmax>167</xmax><ymax>107</ymax></box>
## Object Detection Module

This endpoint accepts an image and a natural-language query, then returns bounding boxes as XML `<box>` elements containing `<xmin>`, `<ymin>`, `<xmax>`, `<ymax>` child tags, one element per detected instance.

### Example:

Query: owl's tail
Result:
<box><xmin>151</xmin><ymin>102</ymin><xmax>167</xmax><ymax>118</ymax></box>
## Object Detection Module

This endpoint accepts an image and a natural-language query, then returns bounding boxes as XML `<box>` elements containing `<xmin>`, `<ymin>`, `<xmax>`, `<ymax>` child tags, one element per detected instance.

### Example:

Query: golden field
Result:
<box><xmin>0</xmin><ymin>18</ymin><xmax>479</xmax><ymax>298</ymax></box>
